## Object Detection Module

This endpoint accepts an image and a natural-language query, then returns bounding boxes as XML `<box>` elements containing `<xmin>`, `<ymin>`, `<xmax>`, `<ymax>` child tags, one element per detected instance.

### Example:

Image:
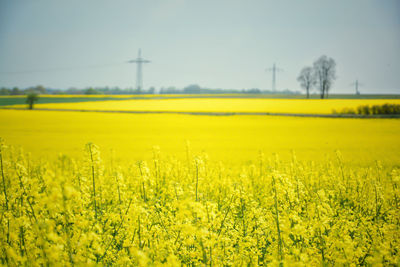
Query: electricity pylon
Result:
<box><xmin>350</xmin><ymin>79</ymin><xmax>363</xmax><ymax>95</ymax></box>
<box><xmin>128</xmin><ymin>49</ymin><xmax>151</xmax><ymax>92</ymax></box>
<box><xmin>266</xmin><ymin>63</ymin><xmax>283</xmax><ymax>91</ymax></box>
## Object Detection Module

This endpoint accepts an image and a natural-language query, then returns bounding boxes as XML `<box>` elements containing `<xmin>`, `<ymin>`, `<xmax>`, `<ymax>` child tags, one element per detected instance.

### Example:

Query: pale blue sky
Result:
<box><xmin>0</xmin><ymin>0</ymin><xmax>399</xmax><ymax>93</ymax></box>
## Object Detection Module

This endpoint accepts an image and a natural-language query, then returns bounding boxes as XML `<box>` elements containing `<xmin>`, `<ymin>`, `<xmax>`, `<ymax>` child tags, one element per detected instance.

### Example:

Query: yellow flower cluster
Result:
<box><xmin>0</xmin><ymin>140</ymin><xmax>399</xmax><ymax>266</ymax></box>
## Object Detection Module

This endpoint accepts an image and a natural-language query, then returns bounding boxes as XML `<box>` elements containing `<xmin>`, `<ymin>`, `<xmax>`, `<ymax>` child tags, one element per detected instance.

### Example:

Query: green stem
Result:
<box><xmin>195</xmin><ymin>161</ymin><xmax>199</xmax><ymax>202</ymax></box>
<box><xmin>272</xmin><ymin>175</ymin><xmax>283</xmax><ymax>261</ymax></box>
<box><xmin>0</xmin><ymin>144</ymin><xmax>8</xmax><ymax>210</ymax></box>
<box><xmin>88</xmin><ymin>144</ymin><xmax>97</xmax><ymax>219</ymax></box>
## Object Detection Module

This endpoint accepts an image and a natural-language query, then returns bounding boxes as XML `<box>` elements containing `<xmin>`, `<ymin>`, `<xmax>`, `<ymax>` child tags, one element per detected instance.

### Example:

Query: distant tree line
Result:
<box><xmin>0</xmin><ymin>85</ymin><xmax>152</xmax><ymax>95</ymax></box>
<box><xmin>297</xmin><ymin>55</ymin><xmax>337</xmax><ymax>99</ymax></box>
<box><xmin>159</xmin><ymin>84</ymin><xmax>299</xmax><ymax>94</ymax></box>
<box><xmin>0</xmin><ymin>85</ymin><xmax>46</xmax><ymax>95</ymax></box>
<box><xmin>0</xmin><ymin>84</ymin><xmax>300</xmax><ymax>95</ymax></box>
<box><xmin>334</xmin><ymin>103</ymin><xmax>400</xmax><ymax>115</ymax></box>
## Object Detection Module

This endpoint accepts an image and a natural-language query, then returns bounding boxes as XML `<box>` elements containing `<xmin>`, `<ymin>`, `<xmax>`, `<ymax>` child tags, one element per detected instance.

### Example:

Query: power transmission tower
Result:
<box><xmin>266</xmin><ymin>63</ymin><xmax>283</xmax><ymax>91</ymax></box>
<box><xmin>350</xmin><ymin>79</ymin><xmax>363</xmax><ymax>95</ymax></box>
<box><xmin>128</xmin><ymin>49</ymin><xmax>151</xmax><ymax>92</ymax></box>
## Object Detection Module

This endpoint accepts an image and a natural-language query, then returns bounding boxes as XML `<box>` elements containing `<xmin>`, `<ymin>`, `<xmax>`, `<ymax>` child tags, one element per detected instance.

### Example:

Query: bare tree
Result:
<box><xmin>313</xmin><ymin>55</ymin><xmax>336</xmax><ymax>99</ymax></box>
<box><xmin>297</xmin><ymin>66</ymin><xmax>315</xmax><ymax>98</ymax></box>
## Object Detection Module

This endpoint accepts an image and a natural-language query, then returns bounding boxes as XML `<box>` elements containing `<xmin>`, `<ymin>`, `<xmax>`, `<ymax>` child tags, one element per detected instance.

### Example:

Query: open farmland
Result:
<box><xmin>0</xmin><ymin>95</ymin><xmax>139</xmax><ymax>106</ymax></box>
<box><xmin>1</xmin><ymin>0</ymin><xmax>399</xmax><ymax>264</ymax></box>
<box><xmin>0</xmin><ymin>96</ymin><xmax>399</xmax><ymax>265</ymax></box>
<box><xmin>0</xmin><ymin>109</ymin><xmax>399</xmax><ymax>165</ymax></box>
<box><xmin>5</xmin><ymin>97</ymin><xmax>400</xmax><ymax>115</ymax></box>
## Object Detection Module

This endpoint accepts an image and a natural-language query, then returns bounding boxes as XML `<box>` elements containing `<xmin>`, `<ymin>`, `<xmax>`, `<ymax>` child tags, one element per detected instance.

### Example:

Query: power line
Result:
<box><xmin>0</xmin><ymin>62</ymin><xmax>126</xmax><ymax>75</ymax></box>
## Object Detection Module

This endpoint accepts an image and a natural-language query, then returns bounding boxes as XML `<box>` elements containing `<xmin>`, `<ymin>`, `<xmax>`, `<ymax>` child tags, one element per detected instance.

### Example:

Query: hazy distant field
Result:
<box><xmin>0</xmin><ymin>94</ymin><xmax>146</xmax><ymax>106</ymax></box>
<box><xmin>1</xmin><ymin>95</ymin><xmax>399</xmax><ymax>163</ymax></box>
<box><xmin>4</xmin><ymin>96</ymin><xmax>400</xmax><ymax>115</ymax></box>
<box><xmin>0</xmin><ymin>108</ymin><xmax>399</xmax><ymax>165</ymax></box>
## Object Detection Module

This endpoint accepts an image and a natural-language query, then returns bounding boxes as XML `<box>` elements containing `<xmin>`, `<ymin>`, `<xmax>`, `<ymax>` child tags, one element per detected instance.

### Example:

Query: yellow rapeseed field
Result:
<box><xmin>0</xmin><ymin>110</ymin><xmax>399</xmax><ymax>165</ymax></box>
<box><xmin>9</xmin><ymin>98</ymin><xmax>400</xmax><ymax>114</ymax></box>
<box><xmin>0</xmin><ymin>99</ymin><xmax>399</xmax><ymax>265</ymax></box>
